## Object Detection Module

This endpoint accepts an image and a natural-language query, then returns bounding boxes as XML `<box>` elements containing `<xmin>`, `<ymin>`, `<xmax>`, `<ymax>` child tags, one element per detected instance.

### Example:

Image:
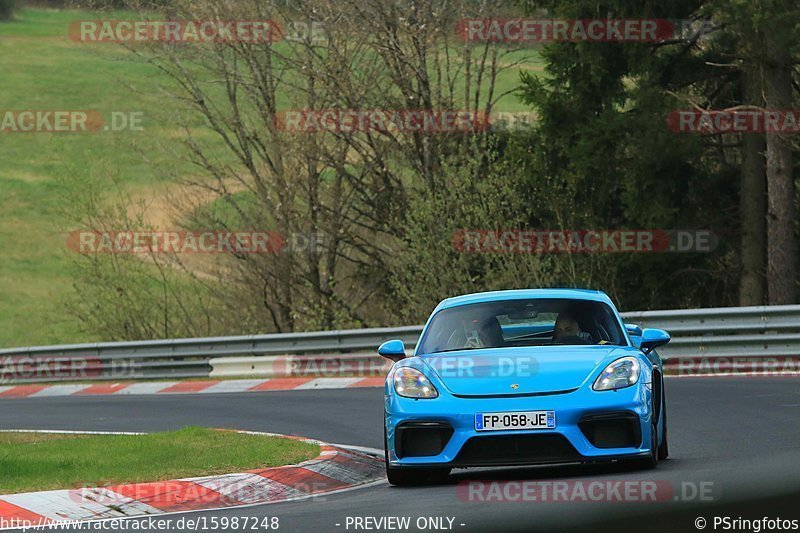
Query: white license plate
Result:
<box><xmin>475</xmin><ymin>410</ymin><xmax>556</xmax><ymax>432</ymax></box>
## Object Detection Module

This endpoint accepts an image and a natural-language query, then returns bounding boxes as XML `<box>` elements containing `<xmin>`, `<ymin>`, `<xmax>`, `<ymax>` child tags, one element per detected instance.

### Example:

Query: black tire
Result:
<box><xmin>384</xmin><ymin>425</ymin><xmax>450</xmax><ymax>486</ymax></box>
<box><xmin>386</xmin><ymin>465</ymin><xmax>437</xmax><ymax>486</ymax></box>
<box><xmin>658</xmin><ymin>393</ymin><xmax>669</xmax><ymax>460</ymax></box>
<box><xmin>640</xmin><ymin>420</ymin><xmax>659</xmax><ymax>469</ymax></box>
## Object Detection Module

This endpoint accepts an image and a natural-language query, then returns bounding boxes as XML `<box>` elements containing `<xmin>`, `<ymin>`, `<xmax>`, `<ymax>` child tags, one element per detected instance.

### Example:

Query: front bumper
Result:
<box><xmin>385</xmin><ymin>382</ymin><xmax>653</xmax><ymax>468</ymax></box>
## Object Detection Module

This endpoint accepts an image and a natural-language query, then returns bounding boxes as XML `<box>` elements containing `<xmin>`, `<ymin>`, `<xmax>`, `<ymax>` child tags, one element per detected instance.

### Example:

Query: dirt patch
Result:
<box><xmin>130</xmin><ymin>178</ymin><xmax>244</xmax><ymax>230</ymax></box>
<box><xmin>127</xmin><ymin>178</ymin><xmax>247</xmax><ymax>280</ymax></box>
<box><xmin>498</xmin><ymin>61</ymin><xmax>545</xmax><ymax>72</ymax></box>
<box><xmin>4</xmin><ymin>170</ymin><xmax>49</xmax><ymax>183</ymax></box>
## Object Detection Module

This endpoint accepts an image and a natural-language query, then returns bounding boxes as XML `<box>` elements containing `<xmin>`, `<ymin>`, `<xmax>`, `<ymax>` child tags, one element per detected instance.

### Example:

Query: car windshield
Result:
<box><xmin>417</xmin><ymin>298</ymin><xmax>626</xmax><ymax>354</ymax></box>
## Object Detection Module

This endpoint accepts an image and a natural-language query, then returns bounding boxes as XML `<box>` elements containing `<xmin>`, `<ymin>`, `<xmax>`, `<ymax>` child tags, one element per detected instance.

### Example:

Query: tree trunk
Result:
<box><xmin>763</xmin><ymin>45</ymin><xmax>797</xmax><ymax>304</ymax></box>
<box><xmin>739</xmin><ymin>69</ymin><xmax>767</xmax><ymax>305</ymax></box>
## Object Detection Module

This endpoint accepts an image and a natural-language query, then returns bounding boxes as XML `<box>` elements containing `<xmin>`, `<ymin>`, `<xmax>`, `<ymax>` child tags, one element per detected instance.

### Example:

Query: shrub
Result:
<box><xmin>0</xmin><ymin>0</ymin><xmax>16</xmax><ymax>21</ymax></box>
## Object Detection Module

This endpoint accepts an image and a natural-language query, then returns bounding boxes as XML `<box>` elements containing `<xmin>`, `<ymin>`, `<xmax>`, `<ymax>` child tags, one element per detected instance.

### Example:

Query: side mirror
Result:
<box><xmin>378</xmin><ymin>339</ymin><xmax>406</xmax><ymax>362</ymax></box>
<box><xmin>625</xmin><ymin>323</ymin><xmax>642</xmax><ymax>337</ymax></box>
<box><xmin>626</xmin><ymin>323</ymin><xmax>643</xmax><ymax>348</ymax></box>
<box><xmin>639</xmin><ymin>328</ymin><xmax>670</xmax><ymax>355</ymax></box>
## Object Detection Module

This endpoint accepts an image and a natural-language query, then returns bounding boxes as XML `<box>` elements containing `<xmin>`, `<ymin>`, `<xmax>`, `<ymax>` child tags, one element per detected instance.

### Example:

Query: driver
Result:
<box><xmin>554</xmin><ymin>314</ymin><xmax>580</xmax><ymax>339</ymax></box>
<box><xmin>462</xmin><ymin>317</ymin><xmax>505</xmax><ymax>348</ymax></box>
<box><xmin>553</xmin><ymin>313</ymin><xmax>592</xmax><ymax>343</ymax></box>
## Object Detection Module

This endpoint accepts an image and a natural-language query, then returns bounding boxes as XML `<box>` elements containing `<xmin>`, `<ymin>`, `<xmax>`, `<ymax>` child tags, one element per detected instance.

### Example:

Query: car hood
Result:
<box><xmin>419</xmin><ymin>346</ymin><xmax>631</xmax><ymax>397</ymax></box>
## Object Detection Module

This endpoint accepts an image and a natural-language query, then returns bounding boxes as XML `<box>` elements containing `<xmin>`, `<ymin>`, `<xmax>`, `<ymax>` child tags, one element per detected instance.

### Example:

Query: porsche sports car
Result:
<box><xmin>379</xmin><ymin>289</ymin><xmax>671</xmax><ymax>486</ymax></box>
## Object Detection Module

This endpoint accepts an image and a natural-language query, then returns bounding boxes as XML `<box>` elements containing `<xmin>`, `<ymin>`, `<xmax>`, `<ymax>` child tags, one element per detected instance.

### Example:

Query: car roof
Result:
<box><xmin>434</xmin><ymin>288</ymin><xmax>614</xmax><ymax>312</ymax></box>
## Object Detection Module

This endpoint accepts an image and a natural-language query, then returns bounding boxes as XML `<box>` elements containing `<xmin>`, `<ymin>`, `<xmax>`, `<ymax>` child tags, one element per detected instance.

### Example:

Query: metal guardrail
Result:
<box><xmin>624</xmin><ymin>305</ymin><xmax>800</xmax><ymax>358</ymax></box>
<box><xmin>0</xmin><ymin>327</ymin><xmax>423</xmax><ymax>383</ymax></box>
<box><xmin>0</xmin><ymin>306</ymin><xmax>799</xmax><ymax>384</ymax></box>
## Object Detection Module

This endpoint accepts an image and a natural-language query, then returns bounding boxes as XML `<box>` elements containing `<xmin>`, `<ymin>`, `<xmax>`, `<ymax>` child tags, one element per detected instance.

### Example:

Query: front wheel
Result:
<box><xmin>638</xmin><ymin>421</ymin><xmax>659</xmax><ymax>469</ymax></box>
<box><xmin>658</xmin><ymin>397</ymin><xmax>669</xmax><ymax>460</ymax></box>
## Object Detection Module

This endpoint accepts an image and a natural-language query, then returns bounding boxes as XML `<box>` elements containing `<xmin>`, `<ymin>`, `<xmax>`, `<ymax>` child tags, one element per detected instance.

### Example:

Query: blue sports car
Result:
<box><xmin>379</xmin><ymin>289</ymin><xmax>671</xmax><ymax>486</ymax></box>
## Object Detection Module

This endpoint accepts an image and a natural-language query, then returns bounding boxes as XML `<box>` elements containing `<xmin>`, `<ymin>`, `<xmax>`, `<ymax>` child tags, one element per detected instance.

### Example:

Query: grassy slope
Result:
<box><xmin>0</xmin><ymin>427</ymin><xmax>319</xmax><ymax>494</ymax></box>
<box><xmin>0</xmin><ymin>9</ymin><xmax>197</xmax><ymax>347</ymax></box>
<box><xmin>0</xmin><ymin>9</ymin><xmax>542</xmax><ymax>348</ymax></box>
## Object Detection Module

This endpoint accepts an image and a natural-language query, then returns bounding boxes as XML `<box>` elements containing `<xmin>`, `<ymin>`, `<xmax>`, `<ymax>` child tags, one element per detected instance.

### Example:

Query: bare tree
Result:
<box><xmin>108</xmin><ymin>0</ymin><xmax>526</xmax><ymax>332</ymax></box>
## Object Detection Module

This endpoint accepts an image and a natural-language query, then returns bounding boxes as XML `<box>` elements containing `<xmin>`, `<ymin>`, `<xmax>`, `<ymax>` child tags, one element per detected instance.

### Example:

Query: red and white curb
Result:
<box><xmin>0</xmin><ymin>377</ymin><xmax>386</xmax><ymax>400</ymax></box>
<box><xmin>0</xmin><ymin>431</ymin><xmax>385</xmax><ymax>528</ymax></box>
<box><xmin>1</xmin><ymin>366</ymin><xmax>797</xmax><ymax>401</ymax></box>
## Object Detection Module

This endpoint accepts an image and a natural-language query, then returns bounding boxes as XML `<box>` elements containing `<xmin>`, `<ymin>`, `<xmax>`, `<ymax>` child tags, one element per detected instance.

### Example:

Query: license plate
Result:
<box><xmin>475</xmin><ymin>410</ymin><xmax>556</xmax><ymax>432</ymax></box>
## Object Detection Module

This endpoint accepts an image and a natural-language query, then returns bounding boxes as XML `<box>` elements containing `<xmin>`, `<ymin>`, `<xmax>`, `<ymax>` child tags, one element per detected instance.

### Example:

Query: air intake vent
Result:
<box><xmin>454</xmin><ymin>434</ymin><xmax>580</xmax><ymax>466</ymax></box>
<box><xmin>579</xmin><ymin>412</ymin><xmax>641</xmax><ymax>449</ymax></box>
<box><xmin>395</xmin><ymin>422</ymin><xmax>454</xmax><ymax>459</ymax></box>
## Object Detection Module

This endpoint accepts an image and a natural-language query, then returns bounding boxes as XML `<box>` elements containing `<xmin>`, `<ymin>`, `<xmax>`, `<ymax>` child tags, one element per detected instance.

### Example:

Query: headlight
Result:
<box><xmin>393</xmin><ymin>367</ymin><xmax>438</xmax><ymax>399</ymax></box>
<box><xmin>593</xmin><ymin>357</ymin><xmax>641</xmax><ymax>391</ymax></box>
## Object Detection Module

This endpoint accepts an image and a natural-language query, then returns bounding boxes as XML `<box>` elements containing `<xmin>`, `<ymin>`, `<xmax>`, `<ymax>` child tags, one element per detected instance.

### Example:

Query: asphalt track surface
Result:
<box><xmin>3</xmin><ymin>377</ymin><xmax>800</xmax><ymax>532</ymax></box>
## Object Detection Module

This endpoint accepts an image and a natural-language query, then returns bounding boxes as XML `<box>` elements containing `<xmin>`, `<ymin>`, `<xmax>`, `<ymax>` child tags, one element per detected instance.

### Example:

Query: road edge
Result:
<box><xmin>0</xmin><ymin>430</ymin><xmax>385</xmax><ymax>529</ymax></box>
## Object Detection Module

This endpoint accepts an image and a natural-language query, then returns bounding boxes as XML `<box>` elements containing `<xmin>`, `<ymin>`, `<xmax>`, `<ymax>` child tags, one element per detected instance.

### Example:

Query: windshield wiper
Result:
<box><xmin>426</xmin><ymin>347</ymin><xmax>493</xmax><ymax>354</ymax></box>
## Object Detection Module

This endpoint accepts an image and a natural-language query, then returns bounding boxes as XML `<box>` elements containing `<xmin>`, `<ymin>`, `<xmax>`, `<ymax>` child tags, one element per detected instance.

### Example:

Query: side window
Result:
<box><xmin>596</xmin><ymin>304</ymin><xmax>623</xmax><ymax>345</ymax></box>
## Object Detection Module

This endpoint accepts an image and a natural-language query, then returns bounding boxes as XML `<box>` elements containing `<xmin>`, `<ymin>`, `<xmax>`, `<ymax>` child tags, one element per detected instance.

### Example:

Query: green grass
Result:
<box><xmin>0</xmin><ymin>9</ymin><xmax>202</xmax><ymax>348</ymax></box>
<box><xmin>0</xmin><ymin>427</ymin><xmax>319</xmax><ymax>494</ymax></box>
<box><xmin>0</xmin><ymin>8</ymin><xmax>542</xmax><ymax>349</ymax></box>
